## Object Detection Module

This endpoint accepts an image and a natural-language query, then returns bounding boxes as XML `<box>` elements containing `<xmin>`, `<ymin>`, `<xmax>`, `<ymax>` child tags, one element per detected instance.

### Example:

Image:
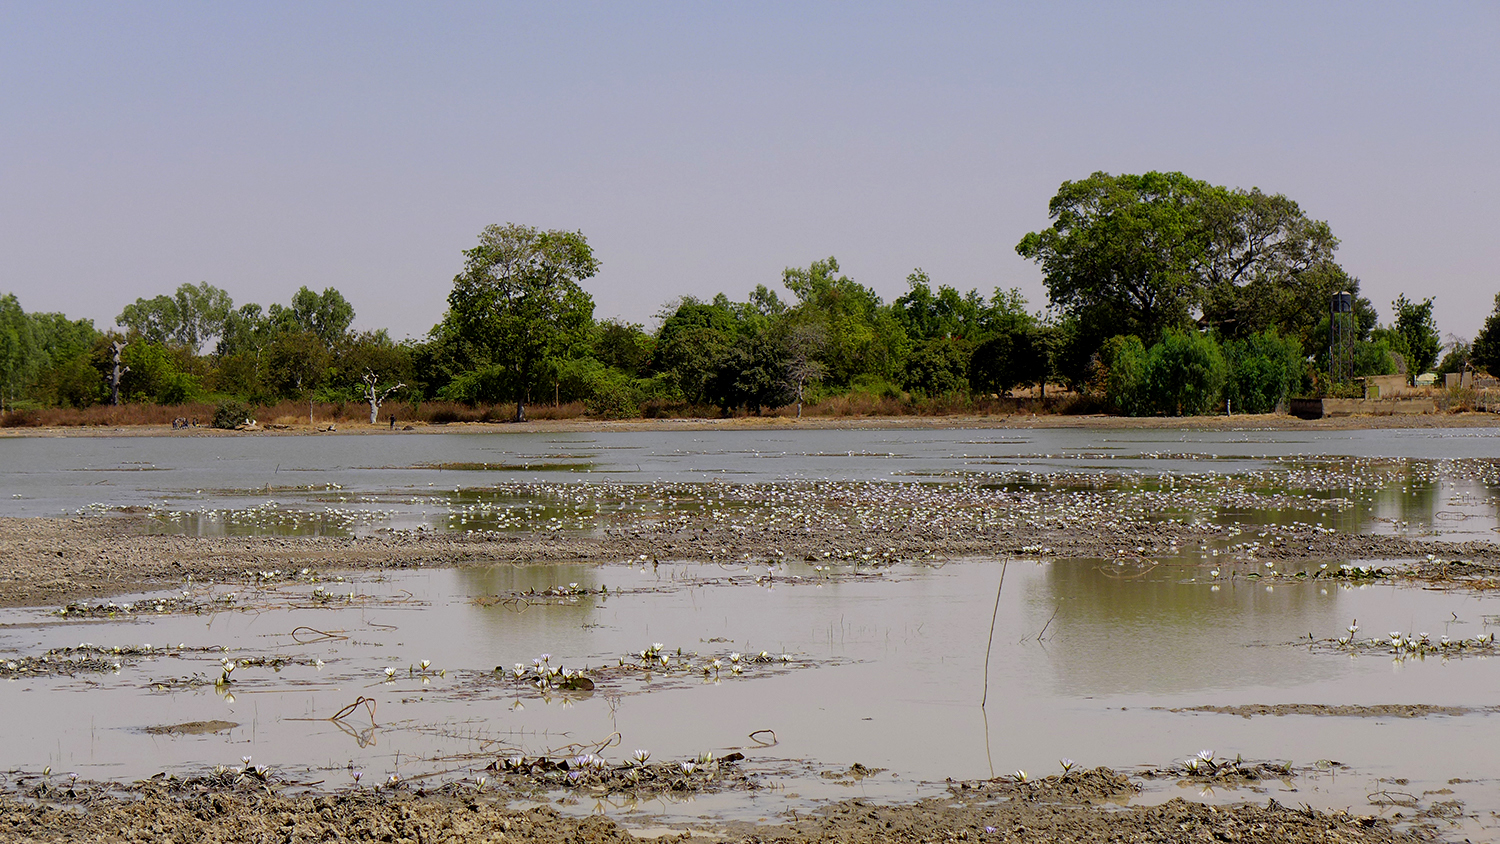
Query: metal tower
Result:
<box><xmin>1329</xmin><ymin>291</ymin><xmax>1355</xmax><ymax>386</ymax></box>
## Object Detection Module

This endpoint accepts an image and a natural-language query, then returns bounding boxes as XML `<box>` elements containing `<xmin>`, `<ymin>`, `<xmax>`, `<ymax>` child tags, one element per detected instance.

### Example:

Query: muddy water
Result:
<box><xmin>2</xmin><ymin>558</ymin><xmax>1497</xmax><ymax>819</ymax></box>
<box><xmin>4</xmin><ymin>427</ymin><xmax>1500</xmax><ymax>517</ymax></box>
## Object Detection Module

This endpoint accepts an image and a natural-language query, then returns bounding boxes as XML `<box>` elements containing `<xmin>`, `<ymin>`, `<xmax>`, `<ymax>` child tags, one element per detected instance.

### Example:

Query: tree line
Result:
<box><xmin>2</xmin><ymin>172</ymin><xmax>1492</xmax><ymax>421</ymax></box>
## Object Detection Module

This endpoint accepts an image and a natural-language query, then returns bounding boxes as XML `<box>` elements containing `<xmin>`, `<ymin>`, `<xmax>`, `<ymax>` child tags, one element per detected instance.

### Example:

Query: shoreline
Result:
<box><xmin>3</xmin><ymin>409</ymin><xmax>1499</xmax><ymax>438</ymax></box>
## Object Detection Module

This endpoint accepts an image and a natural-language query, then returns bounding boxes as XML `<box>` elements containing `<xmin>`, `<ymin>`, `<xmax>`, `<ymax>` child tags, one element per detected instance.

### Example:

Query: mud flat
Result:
<box><xmin>5</xmin><ymin>499</ymin><xmax>1500</xmax><ymax>608</ymax></box>
<box><xmin>0</xmin><ymin>768</ymin><xmax>1431</xmax><ymax>844</ymax></box>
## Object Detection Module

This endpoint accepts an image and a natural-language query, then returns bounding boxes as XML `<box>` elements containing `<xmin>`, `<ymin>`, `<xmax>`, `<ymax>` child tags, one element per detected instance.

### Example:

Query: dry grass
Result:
<box><xmin>0</xmin><ymin>403</ymin><xmax>218</xmax><ymax>428</ymax></box>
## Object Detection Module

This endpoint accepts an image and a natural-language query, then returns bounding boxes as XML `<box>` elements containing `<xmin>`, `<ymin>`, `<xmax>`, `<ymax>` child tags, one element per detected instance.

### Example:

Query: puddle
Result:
<box><xmin>2</xmin><ymin>557</ymin><xmax>1498</xmax><ymax>823</ymax></box>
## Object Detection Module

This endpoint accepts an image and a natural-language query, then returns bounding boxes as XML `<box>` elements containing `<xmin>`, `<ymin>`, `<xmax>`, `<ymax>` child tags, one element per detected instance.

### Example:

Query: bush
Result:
<box><xmin>1144</xmin><ymin>330</ymin><xmax>1227</xmax><ymax>416</ymax></box>
<box><xmin>212</xmin><ymin>401</ymin><xmax>251</xmax><ymax>430</ymax></box>
<box><xmin>1223</xmin><ymin>330</ymin><xmax>1305</xmax><ymax>414</ymax></box>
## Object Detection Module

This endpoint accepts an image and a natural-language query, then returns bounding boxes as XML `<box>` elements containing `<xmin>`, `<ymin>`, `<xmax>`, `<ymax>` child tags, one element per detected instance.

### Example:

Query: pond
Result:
<box><xmin>2</xmin><ymin>425</ymin><xmax>1499</xmax><ymax>832</ymax></box>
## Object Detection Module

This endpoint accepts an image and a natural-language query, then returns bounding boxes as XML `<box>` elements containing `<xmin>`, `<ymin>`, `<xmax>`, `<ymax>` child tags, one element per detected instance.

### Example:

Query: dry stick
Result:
<box><xmin>981</xmin><ymin>559</ymin><xmax>1008</xmax><ymax>709</ymax></box>
<box><xmin>1036</xmin><ymin>605</ymin><xmax>1061</xmax><ymax>642</ymax></box>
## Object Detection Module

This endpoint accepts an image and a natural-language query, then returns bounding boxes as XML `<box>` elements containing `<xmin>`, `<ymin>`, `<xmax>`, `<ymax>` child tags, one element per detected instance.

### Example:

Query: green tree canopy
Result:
<box><xmin>1390</xmin><ymin>294</ymin><xmax>1440</xmax><ymax>376</ymax></box>
<box><xmin>446</xmin><ymin>223</ymin><xmax>598</xmax><ymax>421</ymax></box>
<box><xmin>118</xmin><ymin>282</ymin><xmax>232</xmax><ymax>353</ymax></box>
<box><xmin>1018</xmin><ymin>171</ymin><xmax>1352</xmax><ymax>352</ymax></box>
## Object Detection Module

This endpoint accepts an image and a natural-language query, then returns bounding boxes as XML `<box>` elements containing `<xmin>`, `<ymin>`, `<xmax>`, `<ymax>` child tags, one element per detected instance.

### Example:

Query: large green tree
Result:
<box><xmin>117</xmin><ymin>282</ymin><xmax>232</xmax><ymax>352</ymax></box>
<box><xmin>446</xmin><ymin>223</ymin><xmax>599</xmax><ymax>421</ymax></box>
<box><xmin>1017</xmin><ymin>171</ymin><xmax>1353</xmax><ymax>354</ymax></box>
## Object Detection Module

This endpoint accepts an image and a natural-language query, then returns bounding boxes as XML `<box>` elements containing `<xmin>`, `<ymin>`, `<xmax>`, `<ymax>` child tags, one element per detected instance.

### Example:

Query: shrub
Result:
<box><xmin>1223</xmin><ymin>330</ymin><xmax>1305</xmax><ymax>414</ymax></box>
<box><xmin>212</xmin><ymin>401</ymin><xmax>251</xmax><ymax>430</ymax></box>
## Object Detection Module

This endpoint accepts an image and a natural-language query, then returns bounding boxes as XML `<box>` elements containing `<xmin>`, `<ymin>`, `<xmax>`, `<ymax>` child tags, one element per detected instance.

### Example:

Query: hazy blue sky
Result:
<box><xmin>3</xmin><ymin>2</ymin><xmax>1497</xmax><ymax>343</ymax></box>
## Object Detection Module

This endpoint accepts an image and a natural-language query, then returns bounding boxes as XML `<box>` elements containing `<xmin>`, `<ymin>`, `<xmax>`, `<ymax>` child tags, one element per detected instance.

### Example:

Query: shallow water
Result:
<box><xmin>2</xmin><ymin>557</ymin><xmax>1497</xmax><ymax>821</ymax></box>
<box><xmin>5</xmin><ymin>426</ymin><xmax>1500</xmax><ymax>517</ymax></box>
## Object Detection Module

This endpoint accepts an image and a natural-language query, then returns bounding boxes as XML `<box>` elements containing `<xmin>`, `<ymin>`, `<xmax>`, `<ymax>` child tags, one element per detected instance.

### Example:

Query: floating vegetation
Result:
<box><xmin>1136</xmin><ymin>752</ymin><xmax>1304</xmax><ymax>786</ymax></box>
<box><xmin>1</xmin><ymin>643</ymin><xmax>222</xmax><ymax>678</ymax></box>
<box><xmin>1309</xmin><ymin>624</ymin><xmax>1498</xmax><ymax>661</ymax></box>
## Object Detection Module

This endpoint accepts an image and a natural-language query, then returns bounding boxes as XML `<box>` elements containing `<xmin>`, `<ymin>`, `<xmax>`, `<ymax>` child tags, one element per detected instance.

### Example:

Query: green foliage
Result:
<box><xmin>1101</xmin><ymin>331</ymin><xmax>1227</xmax><ymax>416</ymax></box>
<box><xmin>969</xmin><ymin>325</ymin><xmax>1048</xmax><ymax>396</ymax></box>
<box><xmin>1223</xmin><ymin>330</ymin><xmax>1304</xmax><ymax>414</ymax></box>
<box><xmin>212</xmin><ymin>400</ymin><xmax>251</xmax><ymax>430</ymax></box>
<box><xmin>901</xmin><ymin>338</ymin><xmax>968</xmax><ymax>397</ymax></box>
<box><xmin>119</xmin><ymin>341</ymin><xmax>199</xmax><ymax>404</ymax></box>
<box><xmin>592</xmin><ymin>320</ymin><xmax>654</xmax><ymax>377</ymax></box>
<box><xmin>1472</xmin><ymin>294</ymin><xmax>1500</xmax><ymax>377</ymax></box>
<box><xmin>1435</xmin><ymin>340</ymin><xmax>1471</xmax><ymax>377</ymax></box>
<box><xmin>1145</xmin><ymin>331</ymin><xmax>1227</xmax><ymax>416</ymax></box>
<box><xmin>1019</xmin><ymin>171</ymin><xmax>1350</xmax><ymax>353</ymax></box>
<box><xmin>652</xmin><ymin>300</ymin><xmax>738</xmax><ymax>403</ymax></box>
<box><xmin>0</xmin><ymin>294</ymin><xmax>40</xmax><ymax>411</ymax></box>
<box><xmin>1353</xmin><ymin>339</ymin><xmax>1399</xmax><ymax>379</ymax></box>
<box><xmin>447</xmin><ymin>223</ymin><xmax>598</xmax><ymax>421</ymax></box>
<box><xmin>705</xmin><ymin>331</ymin><xmax>795</xmax><ymax>413</ymax></box>
<box><xmin>1101</xmin><ymin>335</ymin><xmax>1150</xmax><ymax>415</ymax></box>
<box><xmin>781</xmin><ymin>258</ymin><xmax>907</xmax><ymax>388</ymax></box>
<box><xmin>118</xmin><ymin>282</ymin><xmax>232</xmax><ymax>352</ymax></box>
<box><xmin>1391</xmin><ymin>294</ymin><xmax>1440</xmax><ymax>375</ymax></box>
<box><xmin>274</xmin><ymin>287</ymin><xmax>356</xmax><ymax>347</ymax></box>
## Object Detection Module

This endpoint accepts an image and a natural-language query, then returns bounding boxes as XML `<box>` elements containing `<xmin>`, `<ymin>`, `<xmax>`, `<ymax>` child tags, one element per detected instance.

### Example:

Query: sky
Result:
<box><xmin>2</xmin><ymin>2</ymin><xmax>1497</xmax><ymax>344</ymax></box>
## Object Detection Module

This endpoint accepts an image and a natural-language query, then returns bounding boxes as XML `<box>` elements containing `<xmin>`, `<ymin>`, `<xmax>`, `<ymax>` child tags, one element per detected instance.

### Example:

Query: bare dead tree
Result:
<box><xmin>110</xmin><ymin>341</ymin><xmax>129</xmax><ymax>406</ymax></box>
<box><xmin>360</xmin><ymin>371</ymin><xmax>406</xmax><ymax>425</ymax></box>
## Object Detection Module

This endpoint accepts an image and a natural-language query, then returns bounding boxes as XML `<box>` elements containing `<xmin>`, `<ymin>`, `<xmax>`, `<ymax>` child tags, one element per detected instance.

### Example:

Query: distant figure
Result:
<box><xmin>389</xmin><ymin>414</ymin><xmax>396</xmax><ymax>429</ymax></box>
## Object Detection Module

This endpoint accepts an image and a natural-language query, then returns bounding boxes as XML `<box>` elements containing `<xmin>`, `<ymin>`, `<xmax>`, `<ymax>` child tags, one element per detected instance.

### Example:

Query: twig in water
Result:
<box><xmin>290</xmin><ymin>626</ymin><xmax>348</xmax><ymax>644</ymax></box>
<box><xmin>981</xmin><ymin>558</ymin><xmax>1009</xmax><ymax>709</ymax></box>
<box><xmin>749</xmin><ymin>729</ymin><xmax>778</xmax><ymax>746</ymax></box>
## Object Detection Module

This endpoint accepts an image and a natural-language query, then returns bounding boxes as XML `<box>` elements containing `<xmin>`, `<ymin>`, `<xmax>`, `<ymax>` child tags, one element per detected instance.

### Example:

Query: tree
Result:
<box><xmin>118</xmin><ymin>282</ymin><xmax>232</xmax><ymax>352</ymax></box>
<box><xmin>1017</xmin><ymin>172</ymin><xmax>1210</xmax><ymax>344</ymax></box>
<box><xmin>1390</xmin><ymin>294</ymin><xmax>1440</xmax><ymax>376</ymax></box>
<box><xmin>1471</xmin><ymin>294</ymin><xmax>1500</xmax><ymax>377</ymax></box>
<box><xmin>0</xmin><ymin>294</ymin><xmax>40</xmax><ymax>411</ymax></box>
<box><xmin>969</xmin><ymin>327</ymin><xmax>1047</xmax><ymax>397</ymax></box>
<box><xmin>1017</xmin><ymin>171</ymin><xmax>1351</xmax><ymax>352</ymax></box>
<box><xmin>781</xmin><ymin>257</ymin><xmax>906</xmax><ymax>388</ymax></box>
<box><xmin>278</xmin><ymin>287</ymin><xmax>355</xmax><ymax>347</ymax></box>
<box><xmin>360</xmin><ymin>370</ymin><xmax>406</xmax><ymax>424</ymax></box>
<box><xmin>652</xmin><ymin>299</ymin><xmax>738</xmax><ymax>404</ymax></box>
<box><xmin>447</xmin><ymin>223</ymin><xmax>598</xmax><ymax>421</ymax></box>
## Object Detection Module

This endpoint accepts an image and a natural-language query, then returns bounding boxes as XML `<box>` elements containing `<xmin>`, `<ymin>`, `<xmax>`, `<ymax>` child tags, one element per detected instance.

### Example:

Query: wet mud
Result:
<box><xmin>0</xmin><ymin>768</ymin><xmax>1430</xmax><ymax>844</ymax></box>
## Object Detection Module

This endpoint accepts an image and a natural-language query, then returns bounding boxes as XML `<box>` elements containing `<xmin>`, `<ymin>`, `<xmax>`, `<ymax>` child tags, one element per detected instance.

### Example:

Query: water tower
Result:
<box><xmin>1329</xmin><ymin>291</ymin><xmax>1355</xmax><ymax>385</ymax></box>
